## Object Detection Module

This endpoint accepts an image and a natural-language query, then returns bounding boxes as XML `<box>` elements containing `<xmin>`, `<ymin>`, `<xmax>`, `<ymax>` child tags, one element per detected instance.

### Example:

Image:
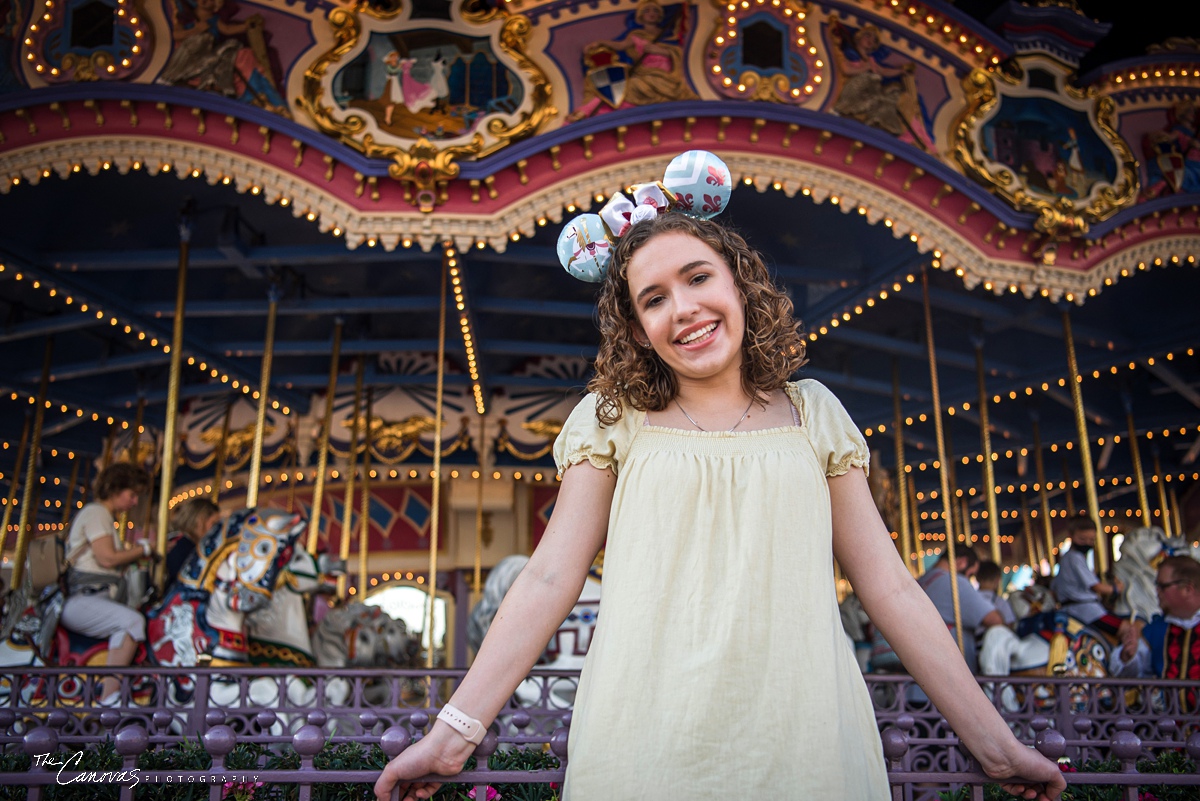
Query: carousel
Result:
<box><xmin>0</xmin><ymin>0</ymin><xmax>1198</xmax><ymax>795</ymax></box>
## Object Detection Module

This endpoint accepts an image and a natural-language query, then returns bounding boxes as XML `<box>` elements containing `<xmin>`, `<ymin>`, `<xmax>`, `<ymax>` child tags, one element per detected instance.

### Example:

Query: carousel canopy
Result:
<box><xmin>0</xmin><ymin>0</ymin><xmax>1198</xmax><ymax>564</ymax></box>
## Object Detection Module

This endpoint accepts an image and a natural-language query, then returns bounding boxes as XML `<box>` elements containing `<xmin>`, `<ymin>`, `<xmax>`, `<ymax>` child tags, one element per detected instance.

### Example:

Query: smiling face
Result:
<box><xmin>625</xmin><ymin>231</ymin><xmax>746</xmax><ymax>389</ymax></box>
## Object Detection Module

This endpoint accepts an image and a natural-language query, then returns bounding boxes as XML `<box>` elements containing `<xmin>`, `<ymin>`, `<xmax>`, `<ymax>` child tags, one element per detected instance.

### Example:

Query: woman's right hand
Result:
<box><xmin>374</xmin><ymin>723</ymin><xmax>477</xmax><ymax>801</ymax></box>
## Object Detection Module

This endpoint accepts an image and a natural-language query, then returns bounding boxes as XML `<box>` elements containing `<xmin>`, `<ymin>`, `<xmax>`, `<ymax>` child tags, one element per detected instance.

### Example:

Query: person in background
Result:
<box><xmin>918</xmin><ymin>547</ymin><xmax>1007</xmax><ymax>673</ymax></box>
<box><xmin>1110</xmin><ymin>555</ymin><xmax>1200</xmax><ymax>686</ymax></box>
<box><xmin>163</xmin><ymin>497</ymin><xmax>222</xmax><ymax>594</ymax></box>
<box><xmin>975</xmin><ymin>560</ymin><xmax>1017</xmax><ymax>643</ymax></box>
<box><xmin>1050</xmin><ymin>515</ymin><xmax>1124</xmax><ymax>635</ymax></box>
<box><xmin>59</xmin><ymin>463</ymin><xmax>159</xmax><ymax>705</ymax></box>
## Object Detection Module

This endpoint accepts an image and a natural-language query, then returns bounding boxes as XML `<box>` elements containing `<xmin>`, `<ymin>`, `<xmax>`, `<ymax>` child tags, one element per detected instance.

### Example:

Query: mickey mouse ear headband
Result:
<box><xmin>555</xmin><ymin>150</ymin><xmax>733</xmax><ymax>282</ymax></box>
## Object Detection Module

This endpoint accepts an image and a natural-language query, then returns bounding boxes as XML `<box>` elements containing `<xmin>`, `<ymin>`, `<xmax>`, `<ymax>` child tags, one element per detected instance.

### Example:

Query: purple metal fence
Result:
<box><xmin>0</xmin><ymin>667</ymin><xmax>1196</xmax><ymax>800</ymax></box>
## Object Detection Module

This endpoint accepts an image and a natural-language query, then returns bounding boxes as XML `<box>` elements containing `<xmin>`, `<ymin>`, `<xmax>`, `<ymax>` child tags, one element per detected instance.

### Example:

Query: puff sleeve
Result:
<box><xmin>789</xmin><ymin>380</ymin><xmax>870</xmax><ymax>477</ymax></box>
<box><xmin>552</xmin><ymin>392</ymin><xmax>638</xmax><ymax>477</ymax></box>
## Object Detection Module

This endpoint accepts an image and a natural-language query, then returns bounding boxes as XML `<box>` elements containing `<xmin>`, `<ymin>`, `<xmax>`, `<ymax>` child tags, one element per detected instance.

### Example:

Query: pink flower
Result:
<box><xmin>1058</xmin><ymin>764</ymin><xmax>1077</xmax><ymax>773</ymax></box>
<box><xmin>222</xmin><ymin>780</ymin><xmax>265</xmax><ymax>801</ymax></box>
<box><xmin>467</xmin><ymin>787</ymin><xmax>500</xmax><ymax>801</ymax></box>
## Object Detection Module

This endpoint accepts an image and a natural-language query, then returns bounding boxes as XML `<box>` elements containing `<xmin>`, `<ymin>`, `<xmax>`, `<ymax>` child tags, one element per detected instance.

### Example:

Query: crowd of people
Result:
<box><xmin>865</xmin><ymin>514</ymin><xmax>1200</xmax><ymax>684</ymax></box>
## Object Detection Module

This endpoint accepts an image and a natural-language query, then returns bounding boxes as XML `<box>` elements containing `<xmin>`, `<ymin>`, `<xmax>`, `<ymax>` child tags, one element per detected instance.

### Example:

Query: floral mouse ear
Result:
<box><xmin>662</xmin><ymin>150</ymin><xmax>732</xmax><ymax>219</ymax></box>
<box><xmin>555</xmin><ymin>150</ymin><xmax>733</xmax><ymax>282</ymax></box>
<box><xmin>556</xmin><ymin>213</ymin><xmax>612</xmax><ymax>283</ymax></box>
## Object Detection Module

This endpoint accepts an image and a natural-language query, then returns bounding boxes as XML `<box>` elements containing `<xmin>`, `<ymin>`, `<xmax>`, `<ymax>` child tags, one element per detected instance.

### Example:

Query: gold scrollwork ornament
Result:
<box><xmin>300</xmin><ymin>6</ymin><xmax>555</xmax><ymax>212</ymax></box>
<box><xmin>952</xmin><ymin>65</ymin><xmax>1139</xmax><ymax>245</ymax></box>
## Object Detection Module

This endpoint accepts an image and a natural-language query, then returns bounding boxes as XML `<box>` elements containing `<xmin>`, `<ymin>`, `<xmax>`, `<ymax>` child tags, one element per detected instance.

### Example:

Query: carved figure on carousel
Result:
<box><xmin>828</xmin><ymin>15</ymin><xmax>935</xmax><ymax>152</ymax></box>
<box><xmin>157</xmin><ymin>0</ymin><xmax>289</xmax><ymax>115</ymax></box>
<box><xmin>1141</xmin><ymin>98</ymin><xmax>1200</xmax><ymax>199</ymax></box>
<box><xmin>148</xmin><ymin>507</ymin><xmax>308</xmax><ymax>674</ymax></box>
<box><xmin>565</xmin><ymin>0</ymin><xmax>697</xmax><ymax>123</ymax></box>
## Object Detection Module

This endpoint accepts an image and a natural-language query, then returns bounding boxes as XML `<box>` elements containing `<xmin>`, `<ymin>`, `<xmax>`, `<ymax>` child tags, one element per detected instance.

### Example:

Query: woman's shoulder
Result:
<box><xmin>785</xmin><ymin>379</ymin><xmax>845</xmax><ymax>417</ymax></box>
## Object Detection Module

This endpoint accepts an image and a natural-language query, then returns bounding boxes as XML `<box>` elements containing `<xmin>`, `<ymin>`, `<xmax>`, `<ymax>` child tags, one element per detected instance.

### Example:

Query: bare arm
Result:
<box><xmin>828</xmin><ymin>468</ymin><xmax>1064</xmax><ymax>801</ymax></box>
<box><xmin>375</xmin><ymin>461</ymin><xmax>616</xmax><ymax>801</ymax></box>
<box><xmin>90</xmin><ymin>533</ymin><xmax>152</xmax><ymax>570</ymax></box>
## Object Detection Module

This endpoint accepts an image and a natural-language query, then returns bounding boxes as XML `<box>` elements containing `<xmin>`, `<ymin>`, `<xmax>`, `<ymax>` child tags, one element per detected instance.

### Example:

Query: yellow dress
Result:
<box><xmin>552</xmin><ymin>380</ymin><xmax>890</xmax><ymax>799</ymax></box>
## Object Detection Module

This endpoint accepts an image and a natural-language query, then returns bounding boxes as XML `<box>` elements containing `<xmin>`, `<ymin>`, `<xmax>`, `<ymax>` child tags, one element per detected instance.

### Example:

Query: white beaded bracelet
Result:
<box><xmin>437</xmin><ymin>703</ymin><xmax>485</xmax><ymax>745</ymax></box>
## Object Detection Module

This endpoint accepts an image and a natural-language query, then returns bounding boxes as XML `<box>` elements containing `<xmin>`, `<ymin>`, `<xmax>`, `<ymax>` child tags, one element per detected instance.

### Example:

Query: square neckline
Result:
<box><xmin>639</xmin><ymin>387</ymin><xmax>804</xmax><ymax>434</ymax></box>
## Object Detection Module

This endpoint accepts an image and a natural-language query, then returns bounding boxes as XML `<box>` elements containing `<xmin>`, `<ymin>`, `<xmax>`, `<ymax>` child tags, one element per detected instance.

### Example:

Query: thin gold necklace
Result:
<box><xmin>674</xmin><ymin>396</ymin><xmax>755</xmax><ymax>432</ymax></box>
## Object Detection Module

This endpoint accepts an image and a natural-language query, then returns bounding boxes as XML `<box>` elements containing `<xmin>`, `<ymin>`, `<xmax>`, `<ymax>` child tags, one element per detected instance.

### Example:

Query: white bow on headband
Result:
<box><xmin>556</xmin><ymin>150</ymin><xmax>733</xmax><ymax>282</ymax></box>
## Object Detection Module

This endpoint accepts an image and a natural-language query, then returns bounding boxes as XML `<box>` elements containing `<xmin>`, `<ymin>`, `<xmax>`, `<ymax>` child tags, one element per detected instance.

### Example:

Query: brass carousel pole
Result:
<box><xmin>425</xmin><ymin>250</ymin><xmax>449</xmax><ymax>669</ymax></box>
<box><xmin>246</xmin><ymin>286</ymin><xmax>279</xmax><ymax>509</ymax></box>
<box><xmin>908</xmin><ymin>474</ymin><xmax>925</xmax><ymax>576</ymax></box>
<box><xmin>1062</xmin><ymin>308</ymin><xmax>1106</xmax><ymax>573</ymax></box>
<box><xmin>337</xmin><ymin>358</ymin><xmax>364</xmax><ymax>599</ymax></box>
<box><xmin>286</xmin><ymin>422</ymin><xmax>299</xmax><ymax>513</ymax></box>
<box><xmin>155</xmin><ymin>201</ymin><xmax>193</xmax><ymax>590</ymax></box>
<box><xmin>357</xmin><ymin>388</ymin><xmax>373</xmax><ymax>599</ymax></box>
<box><xmin>1152</xmin><ymin>449</ymin><xmax>1172</xmax><ymax>536</ymax></box>
<box><xmin>892</xmin><ymin>362</ymin><xmax>914</xmax><ymax>575</ymax></box>
<box><xmin>60</xmin><ymin>453</ymin><xmax>81</xmax><ymax>527</ymax></box>
<box><xmin>11</xmin><ymin>338</ymin><xmax>53</xmax><ymax>590</ymax></box>
<box><xmin>0</xmin><ymin>413</ymin><xmax>31</xmax><ymax>559</ymax></box>
<box><xmin>1169</xmin><ymin>486</ymin><xmax>1183</xmax><ymax>538</ymax></box>
<box><xmin>974</xmin><ymin>342</ymin><xmax>1002</xmax><ymax>563</ymax></box>
<box><xmin>1062</xmin><ymin>459</ymin><xmax>1077</xmax><ymax>518</ymax></box>
<box><xmin>306</xmin><ymin>320</ymin><xmax>343</xmax><ymax>553</ymax></box>
<box><xmin>101</xmin><ymin>423</ymin><xmax>118</xmax><ymax>470</ymax></box>
<box><xmin>116</xmin><ymin>396</ymin><xmax>146</xmax><ymax>545</ymax></box>
<box><xmin>1125</xmin><ymin>407</ymin><xmax>1152</xmax><ymax>525</ymax></box>
<box><xmin>922</xmin><ymin>269</ymin><xmax>963</xmax><ymax>655</ymax></box>
<box><xmin>473</xmin><ymin>413</ymin><xmax>485</xmax><ymax>594</ymax></box>
<box><xmin>211</xmin><ymin>401</ymin><xmax>233</xmax><ymax>504</ymax></box>
<box><xmin>1031</xmin><ymin>417</ymin><xmax>1055</xmax><ymax>569</ymax></box>
<box><xmin>1021</xmin><ymin>494</ymin><xmax>1037</xmax><ymax>569</ymax></box>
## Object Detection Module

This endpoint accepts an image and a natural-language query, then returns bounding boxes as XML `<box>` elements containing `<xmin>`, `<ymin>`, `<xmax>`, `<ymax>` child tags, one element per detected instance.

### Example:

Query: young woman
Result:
<box><xmin>375</xmin><ymin>210</ymin><xmax>1065</xmax><ymax>801</ymax></box>
<box><xmin>59</xmin><ymin>462</ymin><xmax>158</xmax><ymax>704</ymax></box>
<box><xmin>163</xmin><ymin>496</ymin><xmax>221</xmax><ymax>594</ymax></box>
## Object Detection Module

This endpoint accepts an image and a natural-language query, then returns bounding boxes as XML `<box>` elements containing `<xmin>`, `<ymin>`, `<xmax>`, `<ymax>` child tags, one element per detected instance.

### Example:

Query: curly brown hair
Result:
<box><xmin>93</xmin><ymin>462</ymin><xmax>151</xmax><ymax>501</ymax></box>
<box><xmin>587</xmin><ymin>214</ymin><xmax>807</xmax><ymax>425</ymax></box>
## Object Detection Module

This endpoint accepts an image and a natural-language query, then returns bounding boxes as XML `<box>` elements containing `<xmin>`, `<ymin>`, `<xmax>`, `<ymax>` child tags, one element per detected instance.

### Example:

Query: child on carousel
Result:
<box><xmin>374</xmin><ymin>151</ymin><xmax>1064</xmax><ymax>801</ymax></box>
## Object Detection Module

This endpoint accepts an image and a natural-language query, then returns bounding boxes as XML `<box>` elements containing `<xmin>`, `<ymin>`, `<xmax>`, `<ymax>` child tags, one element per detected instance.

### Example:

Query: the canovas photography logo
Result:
<box><xmin>31</xmin><ymin>752</ymin><xmax>143</xmax><ymax>789</ymax></box>
<box><xmin>32</xmin><ymin>752</ymin><xmax>262</xmax><ymax>790</ymax></box>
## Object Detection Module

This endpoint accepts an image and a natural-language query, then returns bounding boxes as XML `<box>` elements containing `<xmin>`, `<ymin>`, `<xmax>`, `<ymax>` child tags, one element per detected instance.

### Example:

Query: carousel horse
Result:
<box><xmin>469</xmin><ymin>553</ymin><xmax>602</xmax><ymax>708</ymax></box>
<box><xmin>146</xmin><ymin>507</ymin><xmax>307</xmax><ymax>711</ymax></box>
<box><xmin>0</xmin><ymin>508</ymin><xmax>306</xmax><ymax>709</ymax></box>
<box><xmin>246</xmin><ymin>549</ymin><xmax>343</xmax><ymax>669</ymax></box>
<box><xmin>311</xmin><ymin>601</ymin><xmax>417</xmax><ymax>707</ymax></box>
<box><xmin>242</xmin><ymin>548</ymin><xmax>344</xmax><ymax>710</ymax></box>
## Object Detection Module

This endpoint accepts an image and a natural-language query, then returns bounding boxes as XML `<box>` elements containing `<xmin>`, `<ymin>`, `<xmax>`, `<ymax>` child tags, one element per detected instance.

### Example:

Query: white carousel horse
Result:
<box><xmin>146</xmin><ymin>507</ymin><xmax>309</xmax><ymax>710</ymax></box>
<box><xmin>311</xmin><ymin>601</ymin><xmax>415</xmax><ymax>707</ymax></box>
<box><xmin>469</xmin><ymin>554</ymin><xmax>602</xmax><ymax>708</ymax></box>
<box><xmin>244</xmin><ymin>549</ymin><xmax>345</xmax><ymax>710</ymax></box>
